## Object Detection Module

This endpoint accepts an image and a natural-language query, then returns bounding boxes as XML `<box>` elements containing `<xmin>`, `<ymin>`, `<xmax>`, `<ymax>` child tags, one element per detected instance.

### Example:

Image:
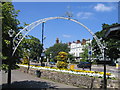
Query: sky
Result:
<box><xmin>12</xmin><ymin>2</ymin><xmax>118</xmax><ymax>48</ymax></box>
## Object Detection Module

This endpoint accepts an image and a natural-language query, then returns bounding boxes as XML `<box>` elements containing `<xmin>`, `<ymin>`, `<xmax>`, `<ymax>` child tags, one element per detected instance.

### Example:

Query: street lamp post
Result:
<box><xmin>98</xmin><ymin>37</ymin><xmax>107</xmax><ymax>89</ymax></box>
<box><xmin>41</xmin><ymin>22</ymin><xmax>45</xmax><ymax>65</ymax></box>
<box><xmin>8</xmin><ymin>29</ymin><xmax>15</xmax><ymax>84</ymax></box>
<box><xmin>88</xmin><ymin>40</ymin><xmax>92</xmax><ymax>71</ymax></box>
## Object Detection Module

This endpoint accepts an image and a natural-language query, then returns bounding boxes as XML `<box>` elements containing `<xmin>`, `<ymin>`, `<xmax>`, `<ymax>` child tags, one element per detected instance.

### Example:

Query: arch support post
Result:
<box><xmin>7</xmin><ymin>29</ymin><xmax>15</xmax><ymax>85</ymax></box>
<box><xmin>7</xmin><ymin>36</ymin><xmax>12</xmax><ymax>84</ymax></box>
<box><xmin>102</xmin><ymin>46</ymin><xmax>107</xmax><ymax>89</ymax></box>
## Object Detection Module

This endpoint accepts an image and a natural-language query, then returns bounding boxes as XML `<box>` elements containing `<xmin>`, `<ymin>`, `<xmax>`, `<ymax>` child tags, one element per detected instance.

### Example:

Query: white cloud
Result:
<box><xmin>62</xmin><ymin>34</ymin><xmax>71</xmax><ymax>38</ymax></box>
<box><xmin>94</xmin><ymin>4</ymin><xmax>113</xmax><ymax>12</ymax></box>
<box><xmin>76</xmin><ymin>12</ymin><xmax>93</xmax><ymax>19</ymax></box>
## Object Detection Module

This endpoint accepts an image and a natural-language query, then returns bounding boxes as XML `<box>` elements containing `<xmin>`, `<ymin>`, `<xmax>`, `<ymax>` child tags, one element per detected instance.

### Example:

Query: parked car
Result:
<box><xmin>31</xmin><ymin>60</ymin><xmax>38</xmax><ymax>63</ymax></box>
<box><xmin>49</xmin><ymin>62</ymin><xmax>56</xmax><ymax>65</ymax></box>
<box><xmin>77</xmin><ymin>62</ymin><xmax>91</xmax><ymax>68</ymax></box>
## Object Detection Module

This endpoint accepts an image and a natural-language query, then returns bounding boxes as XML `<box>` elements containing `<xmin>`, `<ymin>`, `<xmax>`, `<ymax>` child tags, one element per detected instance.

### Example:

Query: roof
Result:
<box><xmin>105</xmin><ymin>24</ymin><xmax>120</xmax><ymax>39</ymax></box>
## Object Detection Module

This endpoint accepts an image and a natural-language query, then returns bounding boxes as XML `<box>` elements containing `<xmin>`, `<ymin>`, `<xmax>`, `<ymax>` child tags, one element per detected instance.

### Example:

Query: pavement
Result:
<box><xmin>1</xmin><ymin>70</ymin><xmax>79</xmax><ymax>89</ymax></box>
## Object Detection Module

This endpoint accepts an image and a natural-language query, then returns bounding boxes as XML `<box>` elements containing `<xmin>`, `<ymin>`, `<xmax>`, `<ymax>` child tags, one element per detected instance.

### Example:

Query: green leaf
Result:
<box><xmin>4</xmin><ymin>40</ymin><xmax>10</xmax><ymax>45</ymax></box>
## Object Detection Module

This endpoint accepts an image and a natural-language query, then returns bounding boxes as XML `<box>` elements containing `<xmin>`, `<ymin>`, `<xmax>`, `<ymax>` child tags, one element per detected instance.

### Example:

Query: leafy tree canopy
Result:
<box><xmin>1</xmin><ymin>2</ymin><xmax>42</xmax><ymax>70</ymax></box>
<box><xmin>20</xmin><ymin>35</ymin><xmax>42</xmax><ymax>60</ymax></box>
<box><xmin>92</xmin><ymin>23</ymin><xmax>120</xmax><ymax>64</ymax></box>
<box><xmin>45</xmin><ymin>43</ymin><xmax>70</xmax><ymax>61</ymax></box>
<box><xmin>2</xmin><ymin>2</ymin><xmax>22</xmax><ymax>70</ymax></box>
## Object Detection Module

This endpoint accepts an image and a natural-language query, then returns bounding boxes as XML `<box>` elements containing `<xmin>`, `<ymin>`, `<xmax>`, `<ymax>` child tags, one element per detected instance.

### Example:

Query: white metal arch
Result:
<box><xmin>12</xmin><ymin>16</ymin><xmax>104</xmax><ymax>56</ymax></box>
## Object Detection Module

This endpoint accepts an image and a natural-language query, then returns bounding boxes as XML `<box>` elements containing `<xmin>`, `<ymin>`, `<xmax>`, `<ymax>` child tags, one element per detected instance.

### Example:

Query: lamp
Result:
<box><xmin>8</xmin><ymin>29</ymin><xmax>15</xmax><ymax>37</ymax></box>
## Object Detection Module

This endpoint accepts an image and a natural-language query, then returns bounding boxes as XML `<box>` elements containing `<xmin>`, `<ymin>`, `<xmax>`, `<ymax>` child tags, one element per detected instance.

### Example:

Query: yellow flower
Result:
<box><xmin>99</xmin><ymin>72</ymin><xmax>104</xmax><ymax>74</ymax></box>
<box><xmin>106</xmin><ymin>73</ymin><xmax>111</xmax><ymax>76</ymax></box>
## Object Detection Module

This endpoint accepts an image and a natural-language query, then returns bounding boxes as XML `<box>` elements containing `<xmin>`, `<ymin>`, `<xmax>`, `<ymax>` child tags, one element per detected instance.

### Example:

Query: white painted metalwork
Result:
<box><xmin>12</xmin><ymin>16</ymin><xmax>104</xmax><ymax>56</ymax></box>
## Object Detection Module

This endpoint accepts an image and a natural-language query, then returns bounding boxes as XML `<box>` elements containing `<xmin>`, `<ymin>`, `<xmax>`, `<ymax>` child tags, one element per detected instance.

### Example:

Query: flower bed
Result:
<box><xmin>18</xmin><ymin>64</ymin><xmax>115</xmax><ymax>79</ymax></box>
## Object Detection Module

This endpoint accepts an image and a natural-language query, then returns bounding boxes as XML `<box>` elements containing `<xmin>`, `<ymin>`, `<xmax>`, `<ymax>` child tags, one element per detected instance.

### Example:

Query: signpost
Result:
<box><xmin>88</xmin><ymin>51</ymin><xmax>92</xmax><ymax>56</ymax></box>
<box><xmin>88</xmin><ymin>46</ymin><xmax>92</xmax><ymax>71</ymax></box>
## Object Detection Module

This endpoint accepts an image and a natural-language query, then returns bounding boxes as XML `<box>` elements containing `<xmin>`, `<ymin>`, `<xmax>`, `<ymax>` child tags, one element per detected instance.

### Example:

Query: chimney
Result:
<box><xmin>76</xmin><ymin>40</ymin><xmax>81</xmax><ymax>44</ymax></box>
<box><xmin>73</xmin><ymin>41</ymin><xmax>75</xmax><ymax>43</ymax></box>
<box><xmin>82</xmin><ymin>39</ymin><xmax>86</xmax><ymax>45</ymax></box>
<box><xmin>68</xmin><ymin>42</ymin><xmax>71</xmax><ymax>45</ymax></box>
<box><xmin>56</xmin><ymin>38</ymin><xmax>59</xmax><ymax>44</ymax></box>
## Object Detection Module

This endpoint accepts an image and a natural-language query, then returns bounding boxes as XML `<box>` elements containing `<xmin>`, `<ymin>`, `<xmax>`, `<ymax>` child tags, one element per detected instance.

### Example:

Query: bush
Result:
<box><xmin>56</xmin><ymin>52</ymin><xmax>68</xmax><ymax>62</ymax></box>
<box><xmin>0</xmin><ymin>64</ymin><xmax>8</xmax><ymax>71</ymax></box>
<box><xmin>70</xmin><ymin>59</ymin><xmax>77</xmax><ymax>64</ymax></box>
<box><xmin>92</xmin><ymin>60</ymin><xmax>97</xmax><ymax>65</ymax></box>
<box><xmin>80</xmin><ymin>59</ymin><xmax>87</xmax><ymax>62</ymax></box>
<box><xmin>43</xmin><ymin>58</ymin><xmax>47</xmax><ymax>62</ymax></box>
<box><xmin>56</xmin><ymin>61</ymin><xmax>68</xmax><ymax>69</ymax></box>
<box><xmin>22</xmin><ymin>57</ymin><xmax>29</xmax><ymax>64</ymax></box>
<box><xmin>73</xmin><ymin>62</ymin><xmax>79</xmax><ymax>64</ymax></box>
<box><xmin>50</xmin><ymin>59</ymin><xmax>54</xmax><ymax>62</ymax></box>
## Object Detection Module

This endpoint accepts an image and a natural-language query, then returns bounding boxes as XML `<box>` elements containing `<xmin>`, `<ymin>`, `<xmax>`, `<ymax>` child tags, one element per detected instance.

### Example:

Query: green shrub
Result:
<box><xmin>43</xmin><ymin>58</ymin><xmax>47</xmax><ymax>62</ymax></box>
<box><xmin>56</xmin><ymin>61</ymin><xmax>68</xmax><ymax>69</ymax></box>
<box><xmin>22</xmin><ymin>57</ymin><xmax>29</xmax><ymax>64</ymax></box>
<box><xmin>70</xmin><ymin>59</ymin><xmax>76</xmax><ymax>63</ymax></box>
<box><xmin>80</xmin><ymin>59</ymin><xmax>87</xmax><ymax>62</ymax></box>
<box><xmin>0</xmin><ymin>64</ymin><xmax>8</xmax><ymax>71</ymax></box>
<box><xmin>50</xmin><ymin>59</ymin><xmax>54</xmax><ymax>62</ymax></box>
<box><xmin>92</xmin><ymin>60</ymin><xmax>97</xmax><ymax>65</ymax></box>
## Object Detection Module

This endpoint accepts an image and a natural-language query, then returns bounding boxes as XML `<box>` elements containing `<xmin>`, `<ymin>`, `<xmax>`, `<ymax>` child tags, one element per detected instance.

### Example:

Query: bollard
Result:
<box><xmin>35</xmin><ymin>70</ymin><xmax>41</xmax><ymax>77</ymax></box>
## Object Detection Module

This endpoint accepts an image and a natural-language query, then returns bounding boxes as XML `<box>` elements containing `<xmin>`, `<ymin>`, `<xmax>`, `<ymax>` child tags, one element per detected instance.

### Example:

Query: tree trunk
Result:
<box><xmin>27</xmin><ymin>56</ymin><xmax>30</xmax><ymax>73</ymax></box>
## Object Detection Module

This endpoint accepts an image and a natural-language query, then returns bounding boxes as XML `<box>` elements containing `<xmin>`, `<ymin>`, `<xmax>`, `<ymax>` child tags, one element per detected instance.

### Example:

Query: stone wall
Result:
<box><xmin>18</xmin><ymin>67</ymin><xmax>119</xmax><ymax>89</ymax></box>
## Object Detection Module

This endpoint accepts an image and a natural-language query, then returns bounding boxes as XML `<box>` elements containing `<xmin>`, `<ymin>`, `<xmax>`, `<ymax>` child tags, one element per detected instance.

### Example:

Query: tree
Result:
<box><xmin>2</xmin><ymin>2</ymin><xmax>22</xmax><ymax>70</ymax></box>
<box><xmin>92</xmin><ymin>23</ymin><xmax>120</xmax><ymax>64</ymax></box>
<box><xmin>67</xmin><ymin>54</ymin><xmax>75</xmax><ymax>63</ymax></box>
<box><xmin>22</xmin><ymin>48</ymin><xmax>30</xmax><ymax>73</ymax></box>
<box><xmin>45</xmin><ymin>43</ymin><xmax>70</xmax><ymax>61</ymax></box>
<box><xmin>20</xmin><ymin>35</ymin><xmax>42</xmax><ymax>62</ymax></box>
<box><xmin>1</xmin><ymin>2</ymin><xmax>43</xmax><ymax>71</ymax></box>
<box><xmin>80</xmin><ymin>45</ymin><xmax>88</xmax><ymax>62</ymax></box>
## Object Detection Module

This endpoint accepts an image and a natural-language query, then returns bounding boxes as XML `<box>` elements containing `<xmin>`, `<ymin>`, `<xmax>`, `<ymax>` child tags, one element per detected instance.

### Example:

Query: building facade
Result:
<box><xmin>68</xmin><ymin>39</ymin><xmax>92</xmax><ymax>61</ymax></box>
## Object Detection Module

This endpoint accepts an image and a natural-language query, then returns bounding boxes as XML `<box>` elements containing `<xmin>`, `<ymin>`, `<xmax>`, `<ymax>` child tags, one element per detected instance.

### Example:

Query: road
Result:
<box><xmin>74</xmin><ymin>64</ymin><xmax>119</xmax><ymax>77</ymax></box>
<box><xmin>1</xmin><ymin>70</ymin><xmax>79</xmax><ymax>89</ymax></box>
